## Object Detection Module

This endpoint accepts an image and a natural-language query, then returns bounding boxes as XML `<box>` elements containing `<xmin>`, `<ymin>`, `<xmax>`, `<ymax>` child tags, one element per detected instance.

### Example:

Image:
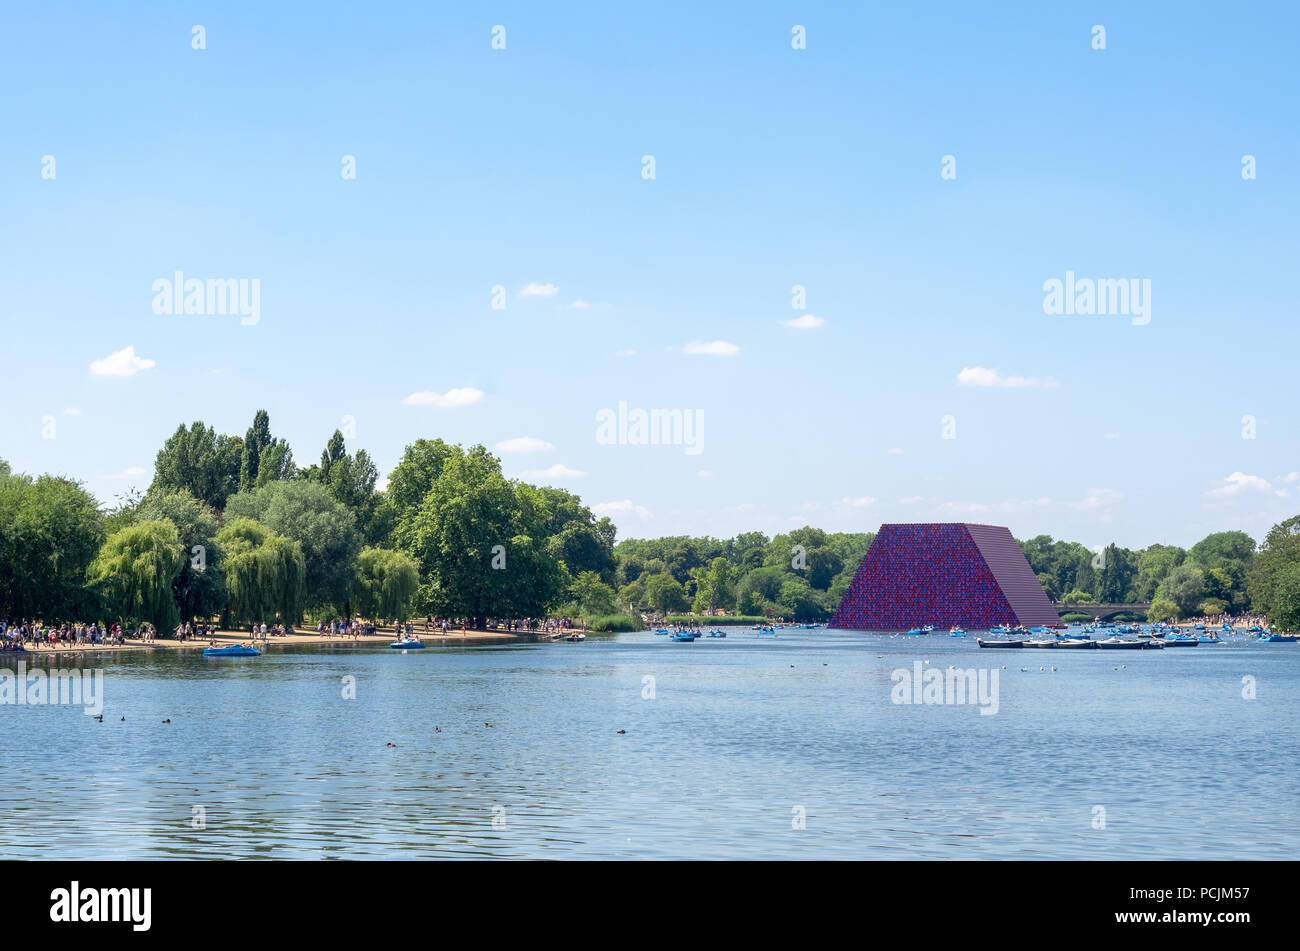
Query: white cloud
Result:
<box><xmin>494</xmin><ymin>436</ymin><xmax>554</xmax><ymax>454</ymax></box>
<box><xmin>518</xmin><ymin>463</ymin><xmax>587</xmax><ymax>480</ymax></box>
<box><xmin>1075</xmin><ymin>488</ymin><xmax>1121</xmax><ymax>511</ymax></box>
<box><xmin>403</xmin><ymin>387</ymin><xmax>484</xmax><ymax>408</ymax></box>
<box><xmin>898</xmin><ymin>496</ymin><xmax>924</xmax><ymax>504</ymax></box>
<box><xmin>520</xmin><ymin>282</ymin><xmax>559</xmax><ymax>297</ymax></box>
<box><xmin>1206</xmin><ymin>472</ymin><xmax>1273</xmax><ymax>498</ymax></box>
<box><xmin>840</xmin><ymin>496</ymin><xmax>876</xmax><ymax>508</ymax></box>
<box><xmin>90</xmin><ymin>346</ymin><xmax>155</xmax><ymax>377</ymax></box>
<box><xmin>100</xmin><ymin>466</ymin><xmax>148</xmax><ymax>480</ymax></box>
<box><xmin>1104</xmin><ymin>432</ymin><xmax>1120</xmax><ymax>440</ymax></box>
<box><xmin>1280</xmin><ymin>472</ymin><xmax>1299</xmax><ymax>483</ymax></box>
<box><xmin>697</xmin><ymin>469</ymin><xmax>712</xmax><ymax>478</ymax></box>
<box><xmin>592</xmin><ymin>499</ymin><xmax>652</xmax><ymax>522</ymax></box>
<box><xmin>63</xmin><ymin>408</ymin><xmax>81</xmax><ymax>416</ymax></box>
<box><xmin>783</xmin><ymin>314</ymin><xmax>825</xmax><ymax>330</ymax></box>
<box><xmin>684</xmin><ymin>340</ymin><xmax>740</xmax><ymax>357</ymax></box>
<box><xmin>615</xmin><ymin>349</ymin><xmax>637</xmax><ymax>358</ymax></box>
<box><xmin>570</xmin><ymin>299</ymin><xmax>589</xmax><ymax>309</ymax></box>
<box><xmin>887</xmin><ymin>447</ymin><xmax>903</xmax><ymax>455</ymax></box>
<box><xmin>956</xmin><ymin>366</ymin><xmax>1056</xmax><ymax>389</ymax></box>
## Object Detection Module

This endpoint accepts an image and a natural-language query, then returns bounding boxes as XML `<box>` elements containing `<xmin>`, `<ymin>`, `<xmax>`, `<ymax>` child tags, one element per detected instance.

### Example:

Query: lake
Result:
<box><xmin>2</xmin><ymin>628</ymin><xmax>1296</xmax><ymax>859</ymax></box>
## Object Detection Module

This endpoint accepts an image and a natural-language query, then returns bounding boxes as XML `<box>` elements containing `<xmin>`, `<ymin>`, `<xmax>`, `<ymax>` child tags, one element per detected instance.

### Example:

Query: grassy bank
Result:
<box><xmin>584</xmin><ymin>614</ymin><xmax>643</xmax><ymax>632</ymax></box>
<box><xmin>663</xmin><ymin>615</ymin><xmax>771</xmax><ymax>626</ymax></box>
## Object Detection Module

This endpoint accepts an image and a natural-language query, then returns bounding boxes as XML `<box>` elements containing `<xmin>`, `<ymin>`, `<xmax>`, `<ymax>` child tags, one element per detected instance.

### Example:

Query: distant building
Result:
<box><xmin>831</xmin><ymin>523</ymin><xmax>1059</xmax><ymax>630</ymax></box>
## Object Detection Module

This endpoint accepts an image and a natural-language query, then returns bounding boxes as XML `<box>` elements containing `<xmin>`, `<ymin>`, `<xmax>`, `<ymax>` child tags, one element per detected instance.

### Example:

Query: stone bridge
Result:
<box><xmin>1057</xmin><ymin>602</ymin><xmax>1151</xmax><ymax>620</ymax></box>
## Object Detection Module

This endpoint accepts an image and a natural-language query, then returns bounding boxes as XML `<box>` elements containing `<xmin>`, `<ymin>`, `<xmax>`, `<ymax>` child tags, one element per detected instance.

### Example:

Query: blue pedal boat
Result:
<box><xmin>390</xmin><ymin>639</ymin><xmax>426</xmax><ymax>649</ymax></box>
<box><xmin>203</xmin><ymin>644</ymin><xmax>262</xmax><ymax>657</ymax></box>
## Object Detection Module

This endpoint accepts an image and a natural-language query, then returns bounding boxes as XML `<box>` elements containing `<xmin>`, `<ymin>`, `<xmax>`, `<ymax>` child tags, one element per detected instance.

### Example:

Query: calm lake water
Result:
<box><xmin>2</xmin><ymin>628</ymin><xmax>1297</xmax><ymax>859</ymax></box>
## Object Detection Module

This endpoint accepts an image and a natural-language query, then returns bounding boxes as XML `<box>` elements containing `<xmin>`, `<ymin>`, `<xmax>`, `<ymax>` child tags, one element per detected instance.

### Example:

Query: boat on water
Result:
<box><xmin>1055</xmin><ymin>638</ymin><xmax>1098</xmax><ymax>649</ymax></box>
<box><xmin>203</xmin><ymin>644</ymin><xmax>262</xmax><ymax>657</ymax></box>
<box><xmin>977</xmin><ymin>638</ymin><xmax>1024</xmax><ymax>649</ymax></box>
<box><xmin>1162</xmin><ymin>638</ymin><xmax>1199</xmax><ymax>647</ymax></box>
<box><xmin>949</xmin><ymin>626</ymin><xmax>967</xmax><ymax>637</ymax></box>
<box><xmin>389</xmin><ymin>639</ymin><xmax>425</xmax><ymax>649</ymax></box>
<box><xmin>1264</xmin><ymin>633</ymin><xmax>1298</xmax><ymax>643</ymax></box>
<box><xmin>1023</xmin><ymin>639</ymin><xmax>1060</xmax><ymax>649</ymax></box>
<box><xmin>671</xmin><ymin>632</ymin><xmax>696</xmax><ymax>642</ymax></box>
<box><xmin>566</xmin><ymin>632</ymin><xmax>587</xmax><ymax>642</ymax></box>
<box><xmin>706</xmin><ymin>631</ymin><xmax>726</xmax><ymax>638</ymax></box>
<box><xmin>1097</xmin><ymin>638</ymin><xmax>1146</xmax><ymax>650</ymax></box>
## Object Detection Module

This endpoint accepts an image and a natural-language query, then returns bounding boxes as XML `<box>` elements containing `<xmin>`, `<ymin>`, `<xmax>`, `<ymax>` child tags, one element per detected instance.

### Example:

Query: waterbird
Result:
<box><xmin>92</xmin><ymin>714</ymin><xmax>103</xmax><ymax>722</ymax></box>
<box><xmin>617</xmin><ymin>729</ymin><xmax>626</xmax><ymax>735</ymax></box>
<box><xmin>120</xmin><ymin>716</ymin><xmax>125</xmax><ymax>721</ymax></box>
<box><xmin>161</xmin><ymin>718</ymin><xmax>171</xmax><ymax>724</ymax></box>
<box><xmin>386</xmin><ymin>742</ymin><xmax>397</xmax><ymax>748</ymax></box>
<box><xmin>484</xmin><ymin>722</ymin><xmax>493</xmax><ymax>728</ymax></box>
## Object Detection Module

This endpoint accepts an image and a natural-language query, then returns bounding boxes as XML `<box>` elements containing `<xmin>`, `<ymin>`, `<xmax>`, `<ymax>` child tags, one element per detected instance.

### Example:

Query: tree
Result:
<box><xmin>1248</xmin><ymin>515</ymin><xmax>1300</xmax><ymax>627</ymax></box>
<box><xmin>397</xmin><ymin>446</ymin><xmax>566</xmax><ymax>625</ymax></box>
<box><xmin>87</xmin><ymin>520</ymin><xmax>183</xmax><ymax>631</ymax></box>
<box><xmin>308</xmin><ymin>431</ymin><xmax>380</xmax><ymax>538</ymax></box>
<box><xmin>645</xmin><ymin>572</ymin><xmax>688</xmax><ymax>614</ymax></box>
<box><xmin>1135</xmin><ymin>544</ymin><xmax>1186</xmax><ymax>602</ymax></box>
<box><xmin>568</xmin><ymin>570</ymin><xmax>617</xmax><ymax>617</ymax></box>
<box><xmin>135</xmin><ymin>489</ymin><xmax>226</xmax><ymax>622</ymax></box>
<box><xmin>225</xmin><ymin>480</ymin><xmax>362</xmax><ymax>614</ymax></box>
<box><xmin>1159</xmin><ymin>565</ymin><xmax>1205</xmax><ymax>618</ymax></box>
<box><xmin>216</xmin><ymin>518</ymin><xmax>305</xmax><ymax>626</ymax></box>
<box><xmin>151</xmin><ymin>422</ymin><xmax>243</xmax><ymax>509</ymax></box>
<box><xmin>0</xmin><ymin>471</ymin><xmax>105</xmax><ymax>621</ymax></box>
<box><xmin>352</xmin><ymin>548</ymin><xmax>420</xmax><ymax>622</ymax></box>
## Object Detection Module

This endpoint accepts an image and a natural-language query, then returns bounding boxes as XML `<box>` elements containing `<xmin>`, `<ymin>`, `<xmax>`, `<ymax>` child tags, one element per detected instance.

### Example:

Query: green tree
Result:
<box><xmin>1248</xmin><ymin>515</ymin><xmax>1300</xmax><ymax>627</ymax></box>
<box><xmin>397</xmin><ymin>446</ymin><xmax>565</xmax><ymax>625</ymax></box>
<box><xmin>87</xmin><ymin>520</ymin><xmax>183</xmax><ymax>631</ymax></box>
<box><xmin>1158</xmin><ymin>564</ymin><xmax>1205</xmax><ymax>618</ymax></box>
<box><xmin>225</xmin><ymin>480</ymin><xmax>363</xmax><ymax>615</ymax></box>
<box><xmin>136</xmin><ymin>489</ymin><xmax>226</xmax><ymax>622</ymax></box>
<box><xmin>216</xmin><ymin>518</ymin><xmax>306</xmax><ymax>626</ymax></box>
<box><xmin>352</xmin><ymin>547</ymin><xmax>420</xmax><ymax>622</ymax></box>
<box><xmin>568</xmin><ymin>570</ymin><xmax>617</xmax><ymax>617</ymax></box>
<box><xmin>0</xmin><ymin>471</ymin><xmax>105</xmax><ymax>621</ymax></box>
<box><xmin>645</xmin><ymin>572</ymin><xmax>688</xmax><ymax>614</ymax></box>
<box><xmin>151</xmin><ymin>421</ymin><xmax>243</xmax><ymax>509</ymax></box>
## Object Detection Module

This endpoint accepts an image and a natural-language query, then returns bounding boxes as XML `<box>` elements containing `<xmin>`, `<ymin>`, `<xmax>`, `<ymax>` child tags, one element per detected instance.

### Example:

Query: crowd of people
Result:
<box><xmin>0</xmin><ymin>614</ymin><xmax>591</xmax><ymax>652</ymax></box>
<box><xmin>0</xmin><ymin>620</ymin><xmax>129</xmax><ymax>651</ymax></box>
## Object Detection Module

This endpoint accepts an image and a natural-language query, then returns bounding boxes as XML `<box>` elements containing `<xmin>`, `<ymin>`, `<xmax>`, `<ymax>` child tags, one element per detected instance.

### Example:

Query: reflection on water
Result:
<box><xmin>2</xmin><ymin>630</ymin><xmax>1297</xmax><ymax>859</ymax></box>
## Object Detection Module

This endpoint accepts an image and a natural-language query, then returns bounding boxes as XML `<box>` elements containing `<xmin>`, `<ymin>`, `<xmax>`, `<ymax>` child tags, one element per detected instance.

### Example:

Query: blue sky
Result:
<box><xmin>2</xmin><ymin>1</ymin><xmax>1297</xmax><ymax>549</ymax></box>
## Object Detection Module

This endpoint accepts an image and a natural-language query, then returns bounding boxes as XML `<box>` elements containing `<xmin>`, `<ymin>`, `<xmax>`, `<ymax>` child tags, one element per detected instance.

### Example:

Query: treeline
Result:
<box><xmin>5</xmin><ymin>422</ymin><xmax>1299</xmax><ymax>632</ymax></box>
<box><xmin>613</xmin><ymin>528</ymin><xmax>875</xmax><ymax>620</ymax></box>
<box><xmin>1019</xmin><ymin>529</ymin><xmax>1300</xmax><ymax>627</ymax></box>
<box><xmin>0</xmin><ymin>412</ymin><xmax>619</xmax><ymax>633</ymax></box>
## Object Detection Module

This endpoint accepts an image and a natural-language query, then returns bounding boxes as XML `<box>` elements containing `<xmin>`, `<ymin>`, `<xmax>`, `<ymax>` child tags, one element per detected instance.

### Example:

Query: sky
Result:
<box><xmin>1</xmin><ymin>1</ymin><xmax>1297</xmax><ymax>550</ymax></box>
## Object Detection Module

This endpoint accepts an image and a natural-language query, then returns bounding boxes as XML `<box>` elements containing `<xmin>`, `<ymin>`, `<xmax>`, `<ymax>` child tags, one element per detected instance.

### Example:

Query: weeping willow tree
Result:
<box><xmin>87</xmin><ymin>519</ymin><xmax>184</xmax><ymax>631</ymax></box>
<box><xmin>352</xmin><ymin>547</ymin><xmax>420</xmax><ymax>622</ymax></box>
<box><xmin>216</xmin><ymin>517</ymin><xmax>306</xmax><ymax>626</ymax></box>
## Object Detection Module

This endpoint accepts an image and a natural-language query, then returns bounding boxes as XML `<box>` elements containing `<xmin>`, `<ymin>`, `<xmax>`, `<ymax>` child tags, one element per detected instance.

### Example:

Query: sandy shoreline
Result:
<box><xmin>4</xmin><ymin>627</ymin><xmax>543</xmax><ymax>656</ymax></box>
